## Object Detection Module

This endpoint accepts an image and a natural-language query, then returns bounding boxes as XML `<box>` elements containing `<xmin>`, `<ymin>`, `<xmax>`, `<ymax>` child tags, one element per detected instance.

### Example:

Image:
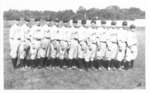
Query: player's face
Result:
<box><xmin>29</xmin><ymin>19</ymin><xmax>35</xmax><ymax>25</ymax></box>
<box><xmin>18</xmin><ymin>20</ymin><xmax>25</xmax><ymax>25</ymax></box>
<box><xmin>40</xmin><ymin>20</ymin><xmax>46</xmax><ymax>26</ymax></box>
<box><xmin>83</xmin><ymin>24</ymin><xmax>86</xmax><ymax>28</ymax></box>
<box><xmin>55</xmin><ymin>22</ymin><xmax>59</xmax><ymax>27</ymax></box>
<box><xmin>91</xmin><ymin>23</ymin><xmax>96</xmax><ymax>28</ymax></box>
<box><xmin>73</xmin><ymin>23</ymin><xmax>77</xmax><ymax>27</ymax></box>
<box><xmin>58</xmin><ymin>23</ymin><xmax>63</xmax><ymax>27</ymax></box>
<box><xmin>130</xmin><ymin>28</ymin><xmax>135</xmax><ymax>32</ymax></box>
<box><xmin>48</xmin><ymin>22</ymin><xmax>52</xmax><ymax>26</ymax></box>
<box><xmin>111</xmin><ymin>26</ymin><xmax>115</xmax><ymax>29</ymax></box>
<box><xmin>123</xmin><ymin>26</ymin><xmax>128</xmax><ymax>30</ymax></box>
<box><xmin>77</xmin><ymin>24</ymin><xmax>81</xmax><ymax>28</ymax></box>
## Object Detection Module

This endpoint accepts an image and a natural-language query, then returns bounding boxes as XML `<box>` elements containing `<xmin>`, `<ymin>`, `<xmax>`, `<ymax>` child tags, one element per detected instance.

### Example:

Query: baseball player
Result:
<box><xmin>63</xmin><ymin>21</ymin><xmax>72</xmax><ymax>68</ymax></box>
<box><xmin>68</xmin><ymin>20</ymin><xmax>79</xmax><ymax>69</ymax></box>
<box><xmin>29</xmin><ymin>18</ymin><xmax>44</xmax><ymax>68</ymax></box>
<box><xmin>104</xmin><ymin>25</ymin><xmax>112</xmax><ymax>70</ymax></box>
<box><xmin>88</xmin><ymin>20</ymin><xmax>98</xmax><ymax>70</ymax></box>
<box><xmin>49</xmin><ymin>20</ymin><xmax>58</xmax><ymax>69</ymax></box>
<box><xmin>116</xmin><ymin>23</ymin><xmax>128</xmax><ymax>69</ymax></box>
<box><xmin>57</xmin><ymin>21</ymin><xmax>65</xmax><ymax>69</ymax></box>
<box><xmin>54</xmin><ymin>20</ymin><xmax>62</xmax><ymax>68</ymax></box>
<box><xmin>18</xmin><ymin>19</ymin><xmax>31</xmax><ymax>68</ymax></box>
<box><xmin>59</xmin><ymin>20</ymin><xmax>70</xmax><ymax>68</ymax></box>
<box><xmin>9</xmin><ymin>19</ymin><xmax>22</xmax><ymax>68</ymax></box>
<box><xmin>39</xmin><ymin>19</ymin><xmax>51</xmax><ymax>67</ymax></box>
<box><xmin>95</xmin><ymin>26</ymin><xmax>105</xmax><ymax>70</ymax></box>
<box><xmin>81</xmin><ymin>20</ymin><xmax>95</xmax><ymax>71</ymax></box>
<box><xmin>108</xmin><ymin>22</ymin><xmax>118</xmax><ymax>70</ymax></box>
<box><xmin>25</xmin><ymin>19</ymin><xmax>35</xmax><ymax>67</ymax></box>
<box><xmin>125</xmin><ymin>24</ymin><xmax>138</xmax><ymax>69</ymax></box>
<box><xmin>45</xmin><ymin>21</ymin><xmax>54</xmax><ymax>67</ymax></box>
<box><xmin>77</xmin><ymin>20</ymin><xmax>87</xmax><ymax>70</ymax></box>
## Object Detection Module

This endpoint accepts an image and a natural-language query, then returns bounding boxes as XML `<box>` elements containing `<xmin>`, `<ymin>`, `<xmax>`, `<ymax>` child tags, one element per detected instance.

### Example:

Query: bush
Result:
<box><xmin>3</xmin><ymin>6</ymin><xmax>145</xmax><ymax>21</ymax></box>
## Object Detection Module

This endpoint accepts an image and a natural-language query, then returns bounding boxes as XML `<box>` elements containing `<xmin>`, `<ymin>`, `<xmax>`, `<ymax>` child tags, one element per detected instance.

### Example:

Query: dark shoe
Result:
<box><xmin>85</xmin><ymin>62</ymin><xmax>88</xmax><ymax>71</ymax></box>
<box><xmin>107</xmin><ymin>61</ymin><xmax>111</xmax><ymax>70</ymax></box>
<box><xmin>30</xmin><ymin>59</ymin><xmax>35</xmax><ymax>68</ymax></box>
<box><xmin>131</xmin><ymin>60</ymin><xmax>134</xmax><ymax>68</ymax></box>
<box><xmin>124</xmin><ymin>62</ymin><xmax>129</xmax><ymax>70</ymax></box>
<box><xmin>88</xmin><ymin>61</ymin><xmax>92</xmax><ymax>68</ymax></box>
<box><xmin>59</xmin><ymin>60</ymin><xmax>63</xmax><ymax>68</ymax></box>
<box><xmin>11</xmin><ymin>58</ymin><xmax>17</xmax><ymax>69</ymax></box>
<box><xmin>43</xmin><ymin>57</ymin><xmax>48</xmax><ymax>67</ymax></box>
<box><xmin>19</xmin><ymin>59</ymin><xmax>24</xmax><ymax>68</ymax></box>
<box><xmin>69</xmin><ymin>60</ymin><xmax>72</xmax><ymax>69</ymax></box>
<box><xmin>128</xmin><ymin>61</ymin><xmax>132</xmax><ymax>69</ymax></box>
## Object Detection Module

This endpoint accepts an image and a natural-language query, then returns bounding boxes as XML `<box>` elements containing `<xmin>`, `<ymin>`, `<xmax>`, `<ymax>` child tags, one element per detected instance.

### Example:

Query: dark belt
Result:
<box><xmin>27</xmin><ymin>38</ymin><xmax>30</xmax><ymax>40</ymax></box>
<box><xmin>17</xmin><ymin>38</ymin><xmax>21</xmax><ymax>40</ymax></box>
<box><xmin>118</xmin><ymin>40</ymin><xmax>125</xmax><ymax>43</ymax></box>
<box><xmin>128</xmin><ymin>43</ymin><xmax>137</xmax><ymax>48</ymax></box>
<box><xmin>89</xmin><ymin>48</ymin><xmax>92</xmax><ymax>51</ymax></box>
<box><xmin>91</xmin><ymin>42</ymin><xmax>96</xmax><ymax>44</ymax></box>
<box><xmin>35</xmin><ymin>38</ymin><xmax>41</xmax><ymax>41</ymax></box>
<box><xmin>100</xmin><ymin>41</ymin><xmax>106</xmax><ymax>43</ymax></box>
<box><xmin>55</xmin><ymin>39</ymin><xmax>61</xmax><ymax>41</ymax></box>
<box><xmin>111</xmin><ymin>42</ymin><xmax>117</xmax><ymax>44</ymax></box>
<box><xmin>10</xmin><ymin>38</ymin><xmax>14</xmax><ymax>39</ymax></box>
<box><xmin>45</xmin><ymin>37</ymin><xmax>50</xmax><ymax>39</ymax></box>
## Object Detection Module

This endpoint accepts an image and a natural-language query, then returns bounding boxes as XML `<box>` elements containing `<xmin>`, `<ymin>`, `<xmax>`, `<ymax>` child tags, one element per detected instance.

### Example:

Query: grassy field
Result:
<box><xmin>4</xmin><ymin>22</ymin><xmax>145</xmax><ymax>89</ymax></box>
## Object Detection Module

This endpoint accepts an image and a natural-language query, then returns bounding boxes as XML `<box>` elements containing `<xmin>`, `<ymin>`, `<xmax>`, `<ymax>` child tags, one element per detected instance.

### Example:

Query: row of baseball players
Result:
<box><xmin>9</xmin><ymin>18</ymin><xmax>138</xmax><ymax>70</ymax></box>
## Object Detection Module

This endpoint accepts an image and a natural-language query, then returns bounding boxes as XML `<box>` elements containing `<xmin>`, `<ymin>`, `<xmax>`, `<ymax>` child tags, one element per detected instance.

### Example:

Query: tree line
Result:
<box><xmin>4</xmin><ymin>5</ymin><xmax>145</xmax><ymax>21</ymax></box>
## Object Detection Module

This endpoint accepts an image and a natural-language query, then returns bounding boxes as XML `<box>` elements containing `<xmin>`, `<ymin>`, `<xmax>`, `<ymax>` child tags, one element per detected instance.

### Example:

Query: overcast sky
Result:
<box><xmin>3</xmin><ymin>0</ymin><xmax>146</xmax><ymax>12</ymax></box>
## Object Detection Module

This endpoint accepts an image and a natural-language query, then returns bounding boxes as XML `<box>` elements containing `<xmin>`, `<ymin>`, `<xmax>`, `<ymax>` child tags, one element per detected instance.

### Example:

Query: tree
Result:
<box><xmin>3</xmin><ymin>6</ymin><xmax>145</xmax><ymax>21</ymax></box>
<box><xmin>76</xmin><ymin>6</ymin><xmax>87</xmax><ymax>20</ymax></box>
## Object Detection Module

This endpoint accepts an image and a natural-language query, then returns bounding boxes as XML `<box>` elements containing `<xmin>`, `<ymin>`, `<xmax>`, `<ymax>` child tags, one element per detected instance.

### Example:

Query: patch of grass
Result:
<box><xmin>4</xmin><ymin>23</ymin><xmax>145</xmax><ymax>89</ymax></box>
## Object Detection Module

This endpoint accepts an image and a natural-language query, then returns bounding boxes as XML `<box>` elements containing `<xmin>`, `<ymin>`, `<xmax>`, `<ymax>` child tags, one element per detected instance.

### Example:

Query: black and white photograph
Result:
<box><xmin>2</xmin><ymin>0</ymin><xmax>146</xmax><ymax>90</ymax></box>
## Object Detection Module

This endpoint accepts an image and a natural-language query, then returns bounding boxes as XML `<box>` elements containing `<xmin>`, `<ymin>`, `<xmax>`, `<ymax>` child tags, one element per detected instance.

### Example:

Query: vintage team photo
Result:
<box><xmin>3</xmin><ymin>0</ymin><xmax>145</xmax><ymax>89</ymax></box>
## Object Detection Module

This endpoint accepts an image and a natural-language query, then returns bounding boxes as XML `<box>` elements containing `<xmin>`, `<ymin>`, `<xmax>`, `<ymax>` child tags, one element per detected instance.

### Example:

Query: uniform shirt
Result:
<box><xmin>21</xmin><ymin>24</ymin><xmax>30</xmax><ymax>41</ymax></box>
<box><xmin>30</xmin><ymin>25</ymin><xmax>44</xmax><ymax>40</ymax></box>
<box><xmin>78</xmin><ymin>26</ymin><xmax>86</xmax><ymax>41</ymax></box>
<box><xmin>117</xmin><ymin>28</ymin><xmax>127</xmax><ymax>43</ymax></box>
<box><xmin>65</xmin><ymin>27</ymin><xmax>71</xmax><ymax>41</ymax></box>
<box><xmin>10</xmin><ymin>24</ymin><xmax>24</xmax><ymax>41</ymax></box>
<box><xmin>90</xmin><ymin>27</ymin><xmax>97</xmax><ymax>43</ymax></box>
<box><xmin>9</xmin><ymin>24</ymin><xmax>18</xmax><ymax>39</ymax></box>
<box><xmin>41</xmin><ymin>24</ymin><xmax>51</xmax><ymax>39</ymax></box>
<box><xmin>127</xmin><ymin>30</ymin><xmax>137</xmax><ymax>46</ymax></box>
<box><xmin>108</xmin><ymin>28</ymin><xmax>117</xmax><ymax>43</ymax></box>
<box><xmin>70</xmin><ymin>26</ymin><xmax>78</xmax><ymax>39</ymax></box>
<box><xmin>55</xmin><ymin>27</ymin><xmax>62</xmax><ymax>40</ymax></box>
<box><xmin>87</xmin><ymin>27</ymin><xmax>93</xmax><ymax>37</ymax></box>
<box><xmin>47</xmin><ymin>25</ymin><xmax>53</xmax><ymax>39</ymax></box>
<box><xmin>60</xmin><ymin>26</ymin><xmax>66</xmax><ymax>41</ymax></box>
<box><xmin>83</xmin><ymin>27</ymin><xmax>90</xmax><ymax>40</ymax></box>
<box><xmin>99</xmin><ymin>28</ymin><xmax>107</xmax><ymax>42</ymax></box>
<box><xmin>50</xmin><ymin>25</ymin><xmax>57</xmax><ymax>40</ymax></box>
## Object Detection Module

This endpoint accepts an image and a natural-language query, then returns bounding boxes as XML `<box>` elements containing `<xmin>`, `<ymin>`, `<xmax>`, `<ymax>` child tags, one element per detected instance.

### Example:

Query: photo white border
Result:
<box><xmin>0</xmin><ymin>0</ymin><xmax>149</xmax><ymax>93</ymax></box>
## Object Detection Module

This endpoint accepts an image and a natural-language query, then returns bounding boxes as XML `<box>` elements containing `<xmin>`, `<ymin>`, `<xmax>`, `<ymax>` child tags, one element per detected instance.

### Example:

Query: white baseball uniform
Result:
<box><xmin>30</xmin><ymin>25</ymin><xmax>44</xmax><ymax>59</ymax></box>
<box><xmin>18</xmin><ymin>24</ymin><xmax>30</xmax><ymax>59</ymax></box>
<box><xmin>98</xmin><ymin>28</ymin><xmax>107</xmax><ymax>60</ymax></box>
<box><xmin>68</xmin><ymin>27</ymin><xmax>79</xmax><ymax>60</ymax></box>
<box><xmin>9</xmin><ymin>24</ymin><xmax>22</xmax><ymax>58</ymax></box>
<box><xmin>126</xmin><ymin>30</ymin><xmax>138</xmax><ymax>61</ymax></box>
<box><xmin>116</xmin><ymin>28</ymin><xmax>127</xmax><ymax>61</ymax></box>
<box><xmin>40</xmin><ymin>24</ymin><xmax>51</xmax><ymax>58</ymax></box>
